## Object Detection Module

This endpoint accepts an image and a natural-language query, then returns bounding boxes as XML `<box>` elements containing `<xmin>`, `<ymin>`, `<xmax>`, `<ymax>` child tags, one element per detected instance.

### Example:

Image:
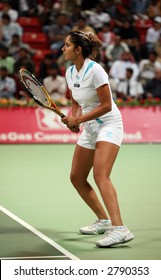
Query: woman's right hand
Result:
<box><xmin>68</xmin><ymin>125</ymin><xmax>80</xmax><ymax>133</ymax></box>
<box><xmin>61</xmin><ymin>116</ymin><xmax>80</xmax><ymax>133</ymax></box>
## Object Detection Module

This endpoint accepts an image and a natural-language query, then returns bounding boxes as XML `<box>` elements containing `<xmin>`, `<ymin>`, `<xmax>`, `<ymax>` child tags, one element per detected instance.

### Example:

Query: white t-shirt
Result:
<box><xmin>139</xmin><ymin>59</ymin><xmax>161</xmax><ymax>79</ymax></box>
<box><xmin>89</xmin><ymin>12</ymin><xmax>111</xmax><ymax>29</ymax></box>
<box><xmin>110</xmin><ymin>60</ymin><xmax>139</xmax><ymax>81</ymax></box>
<box><xmin>146</xmin><ymin>27</ymin><xmax>161</xmax><ymax>44</ymax></box>
<box><xmin>117</xmin><ymin>79</ymin><xmax>144</xmax><ymax>97</ymax></box>
<box><xmin>66</xmin><ymin>58</ymin><xmax>121</xmax><ymax>122</ymax></box>
<box><xmin>43</xmin><ymin>75</ymin><xmax>67</xmax><ymax>101</ymax></box>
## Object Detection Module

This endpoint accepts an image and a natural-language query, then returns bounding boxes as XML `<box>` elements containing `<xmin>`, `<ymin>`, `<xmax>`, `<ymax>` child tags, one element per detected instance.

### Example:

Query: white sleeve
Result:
<box><xmin>92</xmin><ymin>64</ymin><xmax>109</xmax><ymax>89</ymax></box>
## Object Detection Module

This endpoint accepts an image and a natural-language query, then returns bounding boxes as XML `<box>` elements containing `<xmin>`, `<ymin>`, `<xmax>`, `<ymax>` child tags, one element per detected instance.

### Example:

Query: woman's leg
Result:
<box><xmin>70</xmin><ymin>144</ymin><xmax>108</xmax><ymax>219</ymax></box>
<box><xmin>93</xmin><ymin>141</ymin><xmax>123</xmax><ymax>226</ymax></box>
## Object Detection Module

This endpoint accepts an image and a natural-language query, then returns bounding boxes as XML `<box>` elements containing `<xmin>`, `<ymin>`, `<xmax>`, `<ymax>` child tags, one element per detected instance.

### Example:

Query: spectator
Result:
<box><xmin>100</xmin><ymin>1</ymin><xmax>118</xmax><ymax>19</ymax></box>
<box><xmin>117</xmin><ymin>68</ymin><xmax>144</xmax><ymax>100</ymax></box>
<box><xmin>154</xmin><ymin>34</ymin><xmax>161</xmax><ymax>59</ymax></box>
<box><xmin>0</xmin><ymin>0</ymin><xmax>18</xmax><ymax>22</ymax></box>
<box><xmin>145</xmin><ymin>16</ymin><xmax>161</xmax><ymax>51</ymax></box>
<box><xmin>72</xmin><ymin>16</ymin><xmax>95</xmax><ymax>34</ymax></box>
<box><xmin>147</xmin><ymin>0</ymin><xmax>161</xmax><ymax>18</ymax></box>
<box><xmin>38</xmin><ymin>0</ymin><xmax>58</xmax><ymax>27</ymax></box>
<box><xmin>14</xmin><ymin>47</ymin><xmax>35</xmax><ymax>74</ymax></box>
<box><xmin>143</xmin><ymin>68</ymin><xmax>161</xmax><ymax>99</ymax></box>
<box><xmin>138</xmin><ymin>50</ymin><xmax>161</xmax><ymax>85</ymax></box>
<box><xmin>97</xmin><ymin>22</ymin><xmax>116</xmax><ymax>49</ymax></box>
<box><xmin>44</xmin><ymin>13</ymin><xmax>70</xmax><ymax>58</ymax></box>
<box><xmin>130</xmin><ymin>37</ymin><xmax>149</xmax><ymax>63</ymax></box>
<box><xmin>0</xmin><ymin>13</ymin><xmax>23</xmax><ymax>46</ymax></box>
<box><xmin>61</xmin><ymin>0</ymin><xmax>79</xmax><ymax>13</ymax></box>
<box><xmin>109</xmin><ymin>51</ymin><xmax>139</xmax><ymax>82</ymax></box>
<box><xmin>130</xmin><ymin>0</ymin><xmax>150</xmax><ymax>15</ymax></box>
<box><xmin>12</xmin><ymin>0</ymin><xmax>38</xmax><ymax>17</ymax></box>
<box><xmin>0</xmin><ymin>45</ymin><xmax>15</xmax><ymax>74</ymax></box>
<box><xmin>8</xmin><ymin>33</ymin><xmax>36</xmax><ymax>60</ymax></box>
<box><xmin>81</xmin><ymin>0</ymin><xmax>99</xmax><ymax>11</ymax></box>
<box><xmin>113</xmin><ymin>4</ymin><xmax>134</xmax><ymax>33</ymax></box>
<box><xmin>117</xmin><ymin>19</ymin><xmax>140</xmax><ymax>48</ymax></box>
<box><xmin>0</xmin><ymin>66</ymin><xmax>16</xmax><ymax>99</ymax></box>
<box><xmin>88</xmin><ymin>3</ymin><xmax>111</xmax><ymax>32</ymax></box>
<box><xmin>43</xmin><ymin>63</ymin><xmax>67</xmax><ymax>103</ymax></box>
<box><xmin>38</xmin><ymin>53</ymin><xmax>54</xmax><ymax>82</ymax></box>
<box><xmin>70</xmin><ymin>4</ymin><xmax>85</xmax><ymax>26</ymax></box>
<box><xmin>105</xmin><ymin>34</ymin><xmax>130</xmax><ymax>65</ymax></box>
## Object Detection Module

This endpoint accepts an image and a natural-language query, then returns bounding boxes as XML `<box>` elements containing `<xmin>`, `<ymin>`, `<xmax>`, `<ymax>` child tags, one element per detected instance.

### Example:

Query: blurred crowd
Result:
<box><xmin>0</xmin><ymin>0</ymin><xmax>161</xmax><ymax>104</ymax></box>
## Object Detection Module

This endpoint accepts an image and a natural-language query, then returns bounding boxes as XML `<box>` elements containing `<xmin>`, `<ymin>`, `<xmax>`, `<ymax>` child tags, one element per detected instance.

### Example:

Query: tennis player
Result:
<box><xmin>61</xmin><ymin>31</ymin><xmax>134</xmax><ymax>247</ymax></box>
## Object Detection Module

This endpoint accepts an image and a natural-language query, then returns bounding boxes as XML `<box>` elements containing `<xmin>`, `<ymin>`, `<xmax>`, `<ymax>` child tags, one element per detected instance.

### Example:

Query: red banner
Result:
<box><xmin>121</xmin><ymin>106</ymin><xmax>161</xmax><ymax>143</ymax></box>
<box><xmin>0</xmin><ymin>106</ymin><xmax>161</xmax><ymax>143</ymax></box>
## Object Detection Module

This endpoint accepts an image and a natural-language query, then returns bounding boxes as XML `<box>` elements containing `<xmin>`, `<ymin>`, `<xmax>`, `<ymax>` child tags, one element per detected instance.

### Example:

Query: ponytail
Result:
<box><xmin>68</xmin><ymin>31</ymin><xmax>102</xmax><ymax>59</ymax></box>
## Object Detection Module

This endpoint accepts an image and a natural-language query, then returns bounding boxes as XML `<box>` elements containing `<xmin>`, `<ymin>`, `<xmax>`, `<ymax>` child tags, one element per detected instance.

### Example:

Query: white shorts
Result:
<box><xmin>77</xmin><ymin>119</ymin><xmax>124</xmax><ymax>149</ymax></box>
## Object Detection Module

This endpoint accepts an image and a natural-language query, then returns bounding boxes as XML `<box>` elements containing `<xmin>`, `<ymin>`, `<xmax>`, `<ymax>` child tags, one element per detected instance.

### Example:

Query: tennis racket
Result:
<box><xmin>18</xmin><ymin>68</ymin><xmax>79</xmax><ymax>132</ymax></box>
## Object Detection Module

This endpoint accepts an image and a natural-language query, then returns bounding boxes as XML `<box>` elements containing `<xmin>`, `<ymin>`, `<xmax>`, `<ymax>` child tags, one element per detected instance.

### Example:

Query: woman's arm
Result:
<box><xmin>62</xmin><ymin>84</ymin><xmax>112</xmax><ymax>127</ymax></box>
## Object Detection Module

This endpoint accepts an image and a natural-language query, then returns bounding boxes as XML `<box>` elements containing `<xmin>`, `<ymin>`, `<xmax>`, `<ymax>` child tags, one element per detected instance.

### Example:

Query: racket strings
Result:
<box><xmin>19</xmin><ymin>69</ymin><xmax>68</xmax><ymax>120</ymax></box>
<box><xmin>22</xmin><ymin>73</ymin><xmax>49</xmax><ymax>106</ymax></box>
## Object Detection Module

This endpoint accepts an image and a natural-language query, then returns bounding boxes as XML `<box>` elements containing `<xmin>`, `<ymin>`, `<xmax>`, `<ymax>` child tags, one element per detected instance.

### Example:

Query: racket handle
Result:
<box><xmin>74</xmin><ymin>127</ymin><xmax>80</xmax><ymax>133</ymax></box>
<box><xmin>61</xmin><ymin>115</ymin><xmax>80</xmax><ymax>133</ymax></box>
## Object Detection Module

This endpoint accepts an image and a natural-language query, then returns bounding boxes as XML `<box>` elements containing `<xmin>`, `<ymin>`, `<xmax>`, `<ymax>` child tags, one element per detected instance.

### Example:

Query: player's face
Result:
<box><xmin>62</xmin><ymin>36</ymin><xmax>78</xmax><ymax>62</ymax></box>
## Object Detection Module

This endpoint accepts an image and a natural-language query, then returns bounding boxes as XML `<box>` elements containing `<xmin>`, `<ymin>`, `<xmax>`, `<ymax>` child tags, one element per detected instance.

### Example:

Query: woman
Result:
<box><xmin>61</xmin><ymin>31</ymin><xmax>134</xmax><ymax>247</ymax></box>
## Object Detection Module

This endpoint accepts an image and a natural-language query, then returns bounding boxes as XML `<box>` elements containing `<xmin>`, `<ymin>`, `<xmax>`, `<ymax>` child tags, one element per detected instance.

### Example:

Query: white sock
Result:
<box><xmin>100</xmin><ymin>219</ymin><xmax>110</xmax><ymax>223</ymax></box>
<box><xmin>115</xmin><ymin>225</ymin><xmax>125</xmax><ymax>229</ymax></box>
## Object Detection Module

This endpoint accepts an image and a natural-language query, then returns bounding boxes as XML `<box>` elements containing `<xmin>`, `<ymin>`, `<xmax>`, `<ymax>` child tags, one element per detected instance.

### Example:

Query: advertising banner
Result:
<box><xmin>0</xmin><ymin>106</ymin><xmax>161</xmax><ymax>144</ymax></box>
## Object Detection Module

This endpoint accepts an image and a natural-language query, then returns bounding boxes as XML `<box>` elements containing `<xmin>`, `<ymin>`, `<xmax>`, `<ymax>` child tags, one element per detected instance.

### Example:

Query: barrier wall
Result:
<box><xmin>0</xmin><ymin>106</ymin><xmax>161</xmax><ymax>143</ymax></box>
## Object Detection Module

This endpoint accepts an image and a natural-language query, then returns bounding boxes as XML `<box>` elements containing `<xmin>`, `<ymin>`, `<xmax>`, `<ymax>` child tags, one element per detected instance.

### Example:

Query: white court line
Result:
<box><xmin>0</xmin><ymin>205</ymin><xmax>80</xmax><ymax>260</ymax></box>
<box><xmin>1</xmin><ymin>256</ymin><xmax>68</xmax><ymax>260</ymax></box>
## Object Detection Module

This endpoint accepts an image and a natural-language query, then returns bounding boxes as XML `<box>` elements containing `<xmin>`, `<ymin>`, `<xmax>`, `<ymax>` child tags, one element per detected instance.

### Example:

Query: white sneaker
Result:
<box><xmin>96</xmin><ymin>226</ymin><xmax>134</xmax><ymax>247</ymax></box>
<box><xmin>79</xmin><ymin>219</ymin><xmax>112</xmax><ymax>235</ymax></box>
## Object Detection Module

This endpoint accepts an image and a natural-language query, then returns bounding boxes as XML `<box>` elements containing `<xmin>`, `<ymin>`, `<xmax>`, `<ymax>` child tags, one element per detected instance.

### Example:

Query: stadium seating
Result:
<box><xmin>22</xmin><ymin>32</ymin><xmax>49</xmax><ymax>49</ymax></box>
<box><xmin>18</xmin><ymin>17</ymin><xmax>42</xmax><ymax>32</ymax></box>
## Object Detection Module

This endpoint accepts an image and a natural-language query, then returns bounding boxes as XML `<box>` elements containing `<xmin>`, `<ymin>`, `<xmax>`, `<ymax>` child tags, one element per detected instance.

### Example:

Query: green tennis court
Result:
<box><xmin>0</xmin><ymin>144</ymin><xmax>161</xmax><ymax>260</ymax></box>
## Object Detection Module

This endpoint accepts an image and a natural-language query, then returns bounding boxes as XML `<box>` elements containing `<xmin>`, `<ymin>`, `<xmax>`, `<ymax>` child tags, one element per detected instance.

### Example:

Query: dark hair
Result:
<box><xmin>1</xmin><ymin>13</ymin><xmax>10</xmax><ymax>21</ymax></box>
<box><xmin>126</xmin><ymin>68</ymin><xmax>133</xmax><ymax>74</ymax></box>
<box><xmin>0</xmin><ymin>66</ymin><xmax>7</xmax><ymax>72</ymax></box>
<box><xmin>0</xmin><ymin>45</ymin><xmax>8</xmax><ymax>51</ymax></box>
<box><xmin>68</xmin><ymin>31</ymin><xmax>102</xmax><ymax>59</ymax></box>
<box><xmin>148</xmin><ymin>50</ymin><xmax>158</xmax><ymax>57</ymax></box>
<box><xmin>48</xmin><ymin>63</ymin><xmax>60</xmax><ymax>71</ymax></box>
<box><xmin>44</xmin><ymin>54</ymin><xmax>53</xmax><ymax>60</ymax></box>
<box><xmin>2</xmin><ymin>0</ymin><xmax>11</xmax><ymax>4</ymax></box>
<box><xmin>12</xmin><ymin>34</ymin><xmax>20</xmax><ymax>38</ymax></box>
<box><xmin>77</xmin><ymin>16</ymin><xmax>87</xmax><ymax>22</ymax></box>
<box><xmin>47</xmin><ymin>63</ymin><xmax>61</xmax><ymax>75</ymax></box>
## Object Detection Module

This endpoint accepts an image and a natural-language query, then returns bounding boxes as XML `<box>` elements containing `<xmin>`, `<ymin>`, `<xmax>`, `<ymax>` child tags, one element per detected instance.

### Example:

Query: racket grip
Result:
<box><xmin>61</xmin><ymin>115</ymin><xmax>80</xmax><ymax>133</ymax></box>
<box><xmin>74</xmin><ymin>127</ymin><xmax>80</xmax><ymax>133</ymax></box>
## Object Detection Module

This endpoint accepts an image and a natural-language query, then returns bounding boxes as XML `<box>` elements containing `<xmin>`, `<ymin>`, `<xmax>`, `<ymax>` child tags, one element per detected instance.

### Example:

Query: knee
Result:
<box><xmin>93</xmin><ymin>170</ymin><xmax>101</xmax><ymax>186</ymax></box>
<box><xmin>93</xmin><ymin>169</ymin><xmax>110</xmax><ymax>188</ymax></box>
<box><xmin>70</xmin><ymin>171</ymin><xmax>87</xmax><ymax>189</ymax></box>
<box><xmin>70</xmin><ymin>171</ymin><xmax>77</xmax><ymax>186</ymax></box>
<box><xmin>70</xmin><ymin>171</ymin><xmax>82</xmax><ymax>188</ymax></box>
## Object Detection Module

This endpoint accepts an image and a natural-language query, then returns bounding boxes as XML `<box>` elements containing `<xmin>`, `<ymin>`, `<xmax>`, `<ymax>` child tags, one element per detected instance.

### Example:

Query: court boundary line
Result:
<box><xmin>0</xmin><ymin>205</ymin><xmax>80</xmax><ymax>260</ymax></box>
<box><xmin>1</xmin><ymin>256</ymin><xmax>69</xmax><ymax>260</ymax></box>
